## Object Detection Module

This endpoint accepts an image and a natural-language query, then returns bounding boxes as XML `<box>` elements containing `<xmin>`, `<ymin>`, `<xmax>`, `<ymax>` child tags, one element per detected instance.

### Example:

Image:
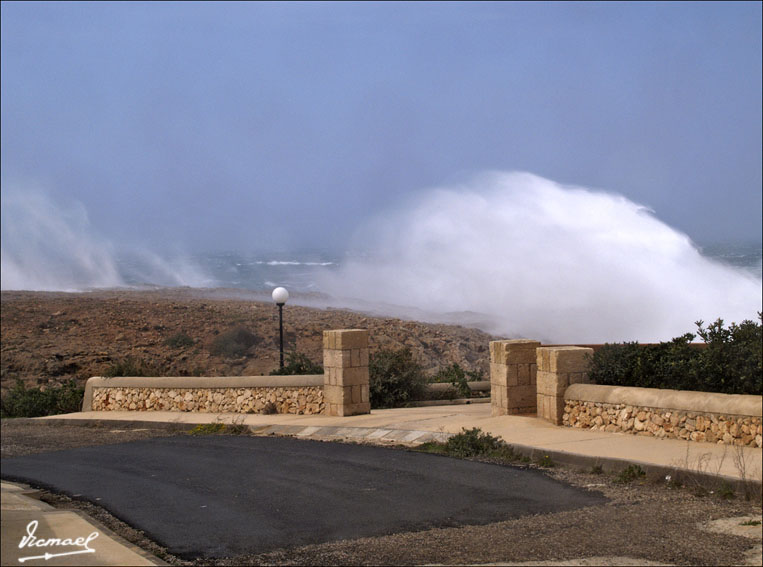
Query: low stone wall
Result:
<box><xmin>564</xmin><ymin>383</ymin><xmax>762</xmax><ymax>448</ymax></box>
<box><xmin>83</xmin><ymin>329</ymin><xmax>371</xmax><ymax>417</ymax></box>
<box><xmin>84</xmin><ymin>376</ymin><xmax>324</xmax><ymax>415</ymax></box>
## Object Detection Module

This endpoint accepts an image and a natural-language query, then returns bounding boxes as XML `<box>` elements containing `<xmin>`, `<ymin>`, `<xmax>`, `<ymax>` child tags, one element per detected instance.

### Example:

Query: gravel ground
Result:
<box><xmin>2</xmin><ymin>419</ymin><xmax>761</xmax><ymax>566</ymax></box>
<box><xmin>1</xmin><ymin>419</ymin><xmax>188</xmax><ymax>458</ymax></box>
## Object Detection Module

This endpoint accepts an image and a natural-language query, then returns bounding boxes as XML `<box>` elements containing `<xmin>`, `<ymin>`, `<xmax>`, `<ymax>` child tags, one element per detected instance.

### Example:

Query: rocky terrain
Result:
<box><xmin>1</xmin><ymin>289</ymin><xmax>497</xmax><ymax>393</ymax></box>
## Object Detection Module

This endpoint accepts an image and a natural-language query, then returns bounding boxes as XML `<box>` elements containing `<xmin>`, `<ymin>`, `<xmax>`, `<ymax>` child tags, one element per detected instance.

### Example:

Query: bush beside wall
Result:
<box><xmin>369</xmin><ymin>348</ymin><xmax>428</xmax><ymax>408</ymax></box>
<box><xmin>270</xmin><ymin>352</ymin><xmax>324</xmax><ymax>375</ymax></box>
<box><xmin>1</xmin><ymin>380</ymin><xmax>84</xmax><ymax>418</ymax></box>
<box><xmin>587</xmin><ymin>317</ymin><xmax>762</xmax><ymax>396</ymax></box>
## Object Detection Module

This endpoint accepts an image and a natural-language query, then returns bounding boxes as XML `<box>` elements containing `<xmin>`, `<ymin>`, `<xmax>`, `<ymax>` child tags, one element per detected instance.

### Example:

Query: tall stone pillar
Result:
<box><xmin>536</xmin><ymin>346</ymin><xmax>593</xmax><ymax>424</ymax></box>
<box><xmin>323</xmin><ymin>329</ymin><xmax>371</xmax><ymax>416</ymax></box>
<box><xmin>489</xmin><ymin>339</ymin><xmax>540</xmax><ymax>416</ymax></box>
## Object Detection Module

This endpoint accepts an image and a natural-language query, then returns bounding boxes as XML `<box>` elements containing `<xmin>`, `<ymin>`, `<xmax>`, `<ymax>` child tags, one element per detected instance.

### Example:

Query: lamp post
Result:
<box><xmin>272</xmin><ymin>287</ymin><xmax>289</xmax><ymax>368</ymax></box>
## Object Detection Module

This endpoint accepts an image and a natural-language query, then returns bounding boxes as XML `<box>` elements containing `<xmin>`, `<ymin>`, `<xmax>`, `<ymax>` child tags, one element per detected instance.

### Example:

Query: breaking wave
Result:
<box><xmin>1</xmin><ymin>187</ymin><xmax>213</xmax><ymax>291</ymax></box>
<box><xmin>318</xmin><ymin>171</ymin><xmax>762</xmax><ymax>343</ymax></box>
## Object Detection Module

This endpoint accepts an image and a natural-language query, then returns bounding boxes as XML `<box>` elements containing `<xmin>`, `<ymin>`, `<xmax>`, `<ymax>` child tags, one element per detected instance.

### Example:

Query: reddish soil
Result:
<box><xmin>1</xmin><ymin>289</ymin><xmax>496</xmax><ymax>393</ymax></box>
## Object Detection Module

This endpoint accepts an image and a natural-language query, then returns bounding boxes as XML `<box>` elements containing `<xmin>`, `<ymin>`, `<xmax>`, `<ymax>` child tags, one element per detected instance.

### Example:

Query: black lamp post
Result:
<box><xmin>272</xmin><ymin>287</ymin><xmax>289</xmax><ymax>368</ymax></box>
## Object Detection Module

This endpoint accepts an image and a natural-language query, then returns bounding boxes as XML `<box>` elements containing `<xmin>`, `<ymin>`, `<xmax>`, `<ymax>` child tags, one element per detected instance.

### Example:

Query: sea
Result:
<box><xmin>116</xmin><ymin>242</ymin><xmax>762</xmax><ymax>294</ymax></box>
<box><xmin>115</xmin><ymin>248</ymin><xmax>342</xmax><ymax>293</ymax></box>
<box><xmin>3</xmin><ymin>173</ymin><xmax>761</xmax><ymax>343</ymax></box>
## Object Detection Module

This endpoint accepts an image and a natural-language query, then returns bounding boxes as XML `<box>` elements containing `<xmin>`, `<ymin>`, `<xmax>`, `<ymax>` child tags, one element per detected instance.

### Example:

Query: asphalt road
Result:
<box><xmin>1</xmin><ymin>435</ymin><xmax>606</xmax><ymax>559</ymax></box>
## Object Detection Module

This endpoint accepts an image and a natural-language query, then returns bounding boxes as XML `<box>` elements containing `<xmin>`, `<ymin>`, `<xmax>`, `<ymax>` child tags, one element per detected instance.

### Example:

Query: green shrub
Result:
<box><xmin>1</xmin><ymin>379</ymin><xmax>84</xmax><ymax>418</ymax></box>
<box><xmin>369</xmin><ymin>348</ymin><xmax>427</xmax><ymax>408</ymax></box>
<box><xmin>189</xmin><ymin>423</ymin><xmax>226</xmax><ymax>435</ymax></box>
<box><xmin>55</xmin><ymin>380</ymin><xmax>85</xmax><ymax>413</ymax></box>
<box><xmin>416</xmin><ymin>441</ymin><xmax>449</xmax><ymax>455</ymax></box>
<box><xmin>210</xmin><ymin>327</ymin><xmax>259</xmax><ymax>358</ymax></box>
<box><xmin>177</xmin><ymin>366</ymin><xmax>206</xmax><ymax>377</ymax></box>
<box><xmin>270</xmin><ymin>351</ymin><xmax>323</xmax><ymax>375</ymax></box>
<box><xmin>103</xmin><ymin>358</ymin><xmax>156</xmax><ymax>378</ymax></box>
<box><xmin>445</xmin><ymin>427</ymin><xmax>504</xmax><ymax>458</ymax></box>
<box><xmin>694</xmin><ymin>317</ymin><xmax>762</xmax><ymax>395</ymax></box>
<box><xmin>536</xmin><ymin>454</ymin><xmax>554</xmax><ymax>468</ymax></box>
<box><xmin>164</xmin><ymin>332</ymin><xmax>195</xmax><ymax>348</ymax></box>
<box><xmin>189</xmin><ymin>423</ymin><xmax>249</xmax><ymax>436</ymax></box>
<box><xmin>717</xmin><ymin>481</ymin><xmax>735</xmax><ymax>500</ymax></box>
<box><xmin>615</xmin><ymin>464</ymin><xmax>646</xmax><ymax>484</ymax></box>
<box><xmin>588</xmin><ymin>315</ymin><xmax>762</xmax><ymax>395</ymax></box>
<box><xmin>226</xmin><ymin>423</ymin><xmax>249</xmax><ymax>435</ymax></box>
<box><xmin>430</xmin><ymin>363</ymin><xmax>482</xmax><ymax>398</ymax></box>
<box><xmin>417</xmin><ymin>428</ymin><xmax>520</xmax><ymax>462</ymax></box>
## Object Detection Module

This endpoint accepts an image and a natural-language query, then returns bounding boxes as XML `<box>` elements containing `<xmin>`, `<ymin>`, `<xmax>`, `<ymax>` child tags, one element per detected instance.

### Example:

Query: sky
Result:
<box><xmin>1</xmin><ymin>1</ymin><xmax>761</xmax><ymax>256</ymax></box>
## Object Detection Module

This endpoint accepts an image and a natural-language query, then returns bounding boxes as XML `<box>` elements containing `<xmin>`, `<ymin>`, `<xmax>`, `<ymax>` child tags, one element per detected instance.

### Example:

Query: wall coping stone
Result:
<box><xmin>565</xmin><ymin>383</ymin><xmax>762</xmax><ymax>417</ymax></box>
<box><xmin>83</xmin><ymin>375</ymin><xmax>324</xmax><ymax>412</ymax></box>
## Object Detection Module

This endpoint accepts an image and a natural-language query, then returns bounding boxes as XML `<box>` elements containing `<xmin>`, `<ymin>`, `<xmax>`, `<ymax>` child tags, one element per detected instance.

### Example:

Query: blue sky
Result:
<box><xmin>2</xmin><ymin>1</ymin><xmax>761</xmax><ymax>254</ymax></box>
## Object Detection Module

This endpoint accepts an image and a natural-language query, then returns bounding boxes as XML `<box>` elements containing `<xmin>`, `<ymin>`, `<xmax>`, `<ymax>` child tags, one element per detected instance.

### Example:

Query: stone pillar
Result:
<box><xmin>536</xmin><ymin>346</ymin><xmax>593</xmax><ymax>425</ymax></box>
<box><xmin>323</xmin><ymin>329</ymin><xmax>371</xmax><ymax>416</ymax></box>
<box><xmin>489</xmin><ymin>339</ymin><xmax>540</xmax><ymax>416</ymax></box>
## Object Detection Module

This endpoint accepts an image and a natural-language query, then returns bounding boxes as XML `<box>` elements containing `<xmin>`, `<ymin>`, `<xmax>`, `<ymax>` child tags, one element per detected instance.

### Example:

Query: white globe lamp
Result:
<box><xmin>272</xmin><ymin>287</ymin><xmax>289</xmax><ymax>368</ymax></box>
<box><xmin>272</xmin><ymin>286</ymin><xmax>289</xmax><ymax>306</ymax></box>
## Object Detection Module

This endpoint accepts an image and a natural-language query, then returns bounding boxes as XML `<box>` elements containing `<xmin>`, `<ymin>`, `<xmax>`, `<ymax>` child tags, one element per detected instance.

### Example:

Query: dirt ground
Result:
<box><xmin>1</xmin><ymin>289</ymin><xmax>496</xmax><ymax>394</ymax></box>
<box><xmin>2</xmin><ymin>419</ymin><xmax>761</xmax><ymax>566</ymax></box>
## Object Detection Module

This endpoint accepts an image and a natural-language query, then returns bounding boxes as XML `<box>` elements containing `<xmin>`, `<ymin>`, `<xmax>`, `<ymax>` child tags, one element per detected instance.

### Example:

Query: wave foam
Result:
<box><xmin>1</xmin><ymin>186</ymin><xmax>214</xmax><ymax>291</ymax></box>
<box><xmin>1</xmin><ymin>190</ymin><xmax>124</xmax><ymax>291</ymax></box>
<box><xmin>318</xmin><ymin>172</ymin><xmax>762</xmax><ymax>343</ymax></box>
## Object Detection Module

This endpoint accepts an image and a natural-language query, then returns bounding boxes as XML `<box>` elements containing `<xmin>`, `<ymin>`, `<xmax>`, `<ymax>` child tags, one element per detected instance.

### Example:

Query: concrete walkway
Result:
<box><xmin>36</xmin><ymin>404</ymin><xmax>763</xmax><ymax>483</ymax></box>
<box><xmin>1</xmin><ymin>481</ymin><xmax>163</xmax><ymax>566</ymax></box>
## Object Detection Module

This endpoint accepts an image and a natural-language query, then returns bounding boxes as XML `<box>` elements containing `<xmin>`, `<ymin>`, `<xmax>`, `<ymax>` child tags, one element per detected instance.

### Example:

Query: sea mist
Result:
<box><xmin>0</xmin><ymin>188</ymin><xmax>212</xmax><ymax>291</ymax></box>
<box><xmin>319</xmin><ymin>172</ymin><xmax>762</xmax><ymax>343</ymax></box>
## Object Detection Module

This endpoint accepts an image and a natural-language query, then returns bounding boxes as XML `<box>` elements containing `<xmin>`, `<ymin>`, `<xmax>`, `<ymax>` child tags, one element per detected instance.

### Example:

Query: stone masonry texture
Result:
<box><xmin>323</xmin><ymin>329</ymin><xmax>370</xmax><ymax>416</ymax></box>
<box><xmin>490</xmin><ymin>340</ymin><xmax>540</xmax><ymax>416</ymax></box>
<box><xmin>563</xmin><ymin>400</ymin><xmax>762</xmax><ymax>447</ymax></box>
<box><xmin>91</xmin><ymin>386</ymin><xmax>324</xmax><ymax>414</ymax></box>
<box><xmin>536</xmin><ymin>346</ymin><xmax>593</xmax><ymax>425</ymax></box>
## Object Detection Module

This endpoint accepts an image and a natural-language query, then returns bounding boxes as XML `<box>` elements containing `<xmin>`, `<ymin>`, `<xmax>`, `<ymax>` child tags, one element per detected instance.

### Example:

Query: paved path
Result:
<box><xmin>2</xmin><ymin>436</ymin><xmax>605</xmax><ymax>559</ymax></box>
<box><xmin>1</xmin><ymin>481</ymin><xmax>162</xmax><ymax>566</ymax></box>
<box><xmin>38</xmin><ymin>404</ymin><xmax>763</xmax><ymax>483</ymax></box>
<box><xmin>4</xmin><ymin>405</ymin><xmax>761</xmax><ymax>565</ymax></box>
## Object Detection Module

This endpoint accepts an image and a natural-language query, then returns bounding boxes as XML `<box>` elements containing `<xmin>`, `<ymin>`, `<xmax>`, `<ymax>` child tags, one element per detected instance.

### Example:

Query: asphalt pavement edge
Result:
<box><xmin>21</xmin><ymin>416</ymin><xmax>762</xmax><ymax>495</ymax></box>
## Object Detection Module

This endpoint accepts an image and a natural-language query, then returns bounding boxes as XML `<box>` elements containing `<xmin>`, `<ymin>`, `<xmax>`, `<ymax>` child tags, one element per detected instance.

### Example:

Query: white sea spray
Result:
<box><xmin>0</xmin><ymin>186</ymin><xmax>214</xmax><ymax>291</ymax></box>
<box><xmin>318</xmin><ymin>171</ymin><xmax>762</xmax><ymax>343</ymax></box>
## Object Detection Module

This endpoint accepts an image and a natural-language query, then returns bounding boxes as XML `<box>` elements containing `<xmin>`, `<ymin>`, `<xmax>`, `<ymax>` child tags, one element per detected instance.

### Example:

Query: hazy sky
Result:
<box><xmin>2</xmin><ymin>1</ymin><xmax>761</xmax><ymax>254</ymax></box>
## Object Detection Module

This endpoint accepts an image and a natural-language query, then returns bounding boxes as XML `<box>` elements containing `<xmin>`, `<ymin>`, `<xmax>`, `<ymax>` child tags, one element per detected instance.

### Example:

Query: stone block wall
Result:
<box><xmin>83</xmin><ymin>329</ymin><xmax>371</xmax><ymax>417</ymax></box>
<box><xmin>323</xmin><ymin>329</ymin><xmax>371</xmax><ymax>416</ymax></box>
<box><xmin>83</xmin><ymin>375</ymin><xmax>325</xmax><ymax>414</ymax></box>
<box><xmin>490</xmin><ymin>340</ymin><xmax>539</xmax><ymax>416</ymax></box>
<box><xmin>563</xmin><ymin>383</ymin><xmax>762</xmax><ymax>447</ymax></box>
<box><xmin>92</xmin><ymin>386</ymin><xmax>324</xmax><ymax>414</ymax></box>
<box><xmin>563</xmin><ymin>401</ymin><xmax>762</xmax><ymax>447</ymax></box>
<box><xmin>536</xmin><ymin>346</ymin><xmax>593</xmax><ymax>424</ymax></box>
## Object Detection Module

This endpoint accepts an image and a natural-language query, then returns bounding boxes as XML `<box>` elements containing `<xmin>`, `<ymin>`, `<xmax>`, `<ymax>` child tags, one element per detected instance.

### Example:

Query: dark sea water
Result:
<box><xmin>116</xmin><ymin>241</ymin><xmax>762</xmax><ymax>294</ymax></box>
<box><xmin>116</xmin><ymin>249</ymin><xmax>342</xmax><ymax>292</ymax></box>
<box><xmin>696</xmin><ymin>241</ymin><xmax>762</xmax><ymax>276</ymax></box>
